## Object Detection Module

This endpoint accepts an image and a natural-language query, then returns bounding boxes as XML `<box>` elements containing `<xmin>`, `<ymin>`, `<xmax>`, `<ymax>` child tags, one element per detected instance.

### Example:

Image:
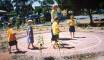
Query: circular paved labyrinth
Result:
<box><xmin>60</xmin><ymin>32</ymin><xmax>101</xmax><ymax>50</ymax></box>
<box><xmin>44</xmin><ymin>32</ymin><xmax>101</xmax><ymax>50</ymax></box>
<box><xmin>17</xmin><ymin>32</ymin><xmax>102</xmax><ymax>57</ymax></box>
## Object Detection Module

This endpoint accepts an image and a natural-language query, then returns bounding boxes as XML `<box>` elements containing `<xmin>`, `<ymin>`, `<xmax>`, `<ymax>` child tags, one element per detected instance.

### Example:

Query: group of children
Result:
<box><xmin>6</xmin><ymin>15</ymin><xmax>76</xmax><ymax>53</ymax></box>
<box><xmin>7</xmin><ymin>20</ymin><xmax>36</xmax><ymax>53</ymax></box>
<box><xmin>51</xmin><ymin>16</ymin><xmax>76</xmax><ymax>49</ymax></box>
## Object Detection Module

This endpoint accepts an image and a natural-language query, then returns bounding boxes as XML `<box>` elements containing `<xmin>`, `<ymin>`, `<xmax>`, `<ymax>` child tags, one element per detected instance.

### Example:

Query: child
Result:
<box><xmin>52</xmin><ymin>17</ymin><xmax>60</xmax><ymax>49</ymax></box>
<box><xmin>67</xmin><ymin>16</ymin><xmax>76</xmax><ymax>39</ymax></box>
<box><xmin>27</xmin><ymin>20</ymin><xmax>35</xmax><ymax>49</ymax></box>
<box><xmin>7</xmin><ymin>23</ymin><xmax>19</xmax><ymax>53</ymax></box>
<box><xmin>51</xmin><ymin>4</ymin><xmax>58</xmax><ymax>42</ymax></box>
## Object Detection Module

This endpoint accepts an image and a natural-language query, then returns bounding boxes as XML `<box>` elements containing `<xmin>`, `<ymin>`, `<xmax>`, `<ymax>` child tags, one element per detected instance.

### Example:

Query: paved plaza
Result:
<box><xmin>11</xmin><ymin>29</ymin><xmax>104</xmax><ymax>60</ymax></box>
<box><xmin>0</xmin><ymin>23</ymin><xmax>104</xmax><ymax>60</ymax></box>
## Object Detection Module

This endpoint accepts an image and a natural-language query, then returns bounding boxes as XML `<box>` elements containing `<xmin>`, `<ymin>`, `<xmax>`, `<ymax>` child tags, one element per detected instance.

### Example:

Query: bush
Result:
<box><xmin>39</xmin><ymin>17</ymin><xmax>46</xmax><ymax>23</ymax></box>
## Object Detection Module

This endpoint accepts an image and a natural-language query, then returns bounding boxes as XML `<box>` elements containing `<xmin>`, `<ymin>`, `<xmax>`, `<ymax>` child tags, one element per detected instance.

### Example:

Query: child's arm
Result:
<box><xmin>67</xmin><ymin>20</ymin><xmax>70</xmax><ymax>24</ymax></box>
<box><xmin>26</xmin><ymin>30</ymin><xmax>28</xmax><ymax>36</ymax></box>
<box><xmin>27</xmin><ymin>27</ymin><xmax>29</xmax><ymax>36</ymax></box>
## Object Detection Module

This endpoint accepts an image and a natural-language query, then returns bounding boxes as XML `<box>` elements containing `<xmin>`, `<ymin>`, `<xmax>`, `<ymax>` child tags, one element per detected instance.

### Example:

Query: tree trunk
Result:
<box><xmin>88</xmin><ymin>9</ymin><xmax>93</xmax><ymax>26</ymax></box>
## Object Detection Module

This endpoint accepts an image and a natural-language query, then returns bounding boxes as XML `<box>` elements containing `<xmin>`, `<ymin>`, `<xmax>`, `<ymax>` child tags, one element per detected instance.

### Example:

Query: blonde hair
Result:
<box><xmin>52</xmin><ymin>4</ymin><xmax>58</xmax><ymax>9</ymax></box>
<box><xmin>70</xmin><ymin>16</ymin><xmax>74</xmax><ymax>19</ymax></box>
<box><xmin>28</xmin><ymin>20</ymin><xmax>32</xmax><ymax>22</ymax></box>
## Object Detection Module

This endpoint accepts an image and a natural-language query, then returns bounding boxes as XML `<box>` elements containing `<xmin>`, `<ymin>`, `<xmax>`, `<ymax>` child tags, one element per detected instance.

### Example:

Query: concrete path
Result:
<box><xmin>13</xmin><ymin>31</ymin><xmax>104</xmax><ymax>60</ymax></box>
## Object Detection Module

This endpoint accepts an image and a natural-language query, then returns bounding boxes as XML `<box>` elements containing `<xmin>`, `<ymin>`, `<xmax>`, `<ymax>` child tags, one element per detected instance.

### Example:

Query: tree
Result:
<box><xmin>61</xmin><ymin>0</ymin><xmax>104</xmax><ymax>25</ymax></box>
<box><xmin>44</xmin><ymin>0</ymin><xmax>54</xmax><ymax>4</ymax></box>
<box><xmin>0</xmin><ymin>0</ymin><xmax>13</xmax><ymax>12</ymax></box>
<box><xmin>11</xmin><ymin>0</ymin><xmax>33</xmax><ymax>16</ymax></box>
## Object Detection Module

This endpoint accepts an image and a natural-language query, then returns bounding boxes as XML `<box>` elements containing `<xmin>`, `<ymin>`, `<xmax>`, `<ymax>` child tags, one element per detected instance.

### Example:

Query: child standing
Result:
<box><xmin>52</xmin><ymin>17</ymin><xmax>60</xmax><ymax>49</ymax></box>
<box><xmin>7</xmin><ymin>23</ymin><xmax>19</xmax><ymax>53</ymax></box>
<box><xmin>67</xmin><ymin>16</ymin><xmax>76</xmax><ymax>39</ymax></box>
<box><xmin>27</xmin><ymin>20</ymin><xmax>35</xmax><ymax>49</ymax></box>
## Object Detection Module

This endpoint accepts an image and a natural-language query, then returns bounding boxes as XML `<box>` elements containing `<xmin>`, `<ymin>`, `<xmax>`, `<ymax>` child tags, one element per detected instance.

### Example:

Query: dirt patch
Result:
<box><xmin>0</xmin><ymin>52</ymin><xmax>11</xmax><ymax>60</ymax></box>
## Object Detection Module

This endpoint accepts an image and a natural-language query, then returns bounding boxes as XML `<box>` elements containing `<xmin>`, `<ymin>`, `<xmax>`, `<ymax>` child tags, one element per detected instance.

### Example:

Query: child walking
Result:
<box><xmin>67</xmin><ymin>16</ymin><xmax>76</xmax><ymax>39</ymax></box>
<box><xmin>7</xmin><ymin>23</ymin><xmax>19</xmax><ymax>53</ymax></box>
<box><xmin>52</xmin><ymin>17</ymin><xmax>60</xmax><ymax>49</ymax></box>
<box><xmin>27</xmin><ymin>20</ymin><xmax>35</xmax><ymax>49</ymax></box>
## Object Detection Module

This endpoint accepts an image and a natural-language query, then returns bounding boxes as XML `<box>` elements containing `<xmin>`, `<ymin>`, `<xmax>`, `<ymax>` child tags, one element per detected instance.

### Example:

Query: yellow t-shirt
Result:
<box><xmin>7</xmin><ymin>28</ymin><xmax>16</xmax><ymax>42</ymax></box>
<box><xmin>51</xmin><ymin>10</ymin><xmax>58</xmax><ymax>22</ymax></box>
<box><xmin>52</xmin><ymin>21</ymin><xmax>59</xmax><ymax>35</ymax></box>
<box><xmin>67</xmin><ymin>19</ymin><xmax>76</xmax><ymax>26</ymax></box>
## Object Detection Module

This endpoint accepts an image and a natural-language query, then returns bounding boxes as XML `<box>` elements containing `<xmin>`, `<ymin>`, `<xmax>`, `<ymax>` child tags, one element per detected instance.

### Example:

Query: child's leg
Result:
<box><xmin>70</xmin><ymin>32</ymin><xmax>73</xmax><ymax>39</ymax></box>
<box><xmin>53</xmin><ymin>41</ymin><xmax>57</xmax><ymax>48</ymax></box>
<box><xmin>32</xmin><ymin>43</ymin><xmax>35</xmax><ymax>48</ymax></box>
<box><xmin>73</xmin><ymin>32</ymin><xmax>75</xmax><ymax>38</ymax></box>
<box><xmin>8</xmin><ymin>46</ymin><xmax>11</xmax><ymax>53</ymax></box>
<box><xmin>31</xmin><ymin>43</ymin><xmax>38</xmax><ymax>49</ymax></box>
<box><xmin>51</xmin><ymin>30</ymin><xmax>53</xmax><ymax>43</ymax></box>
<box><xmin>13</xmin><ymin>41</ymin><xmax>19</xmax><ymax>51</ymax></box>
<box><xmin>16</xmin><ymin>44</ymin><xmax>19</xmax><ymax>51</ymax></box>
<box><xmin>28</xmin><ymin>43</ymin><xmax>30</xmax><ymax>49</ymax></box>
<box><xmin>53</xmin><ymin>36</ymin><xmax>59</xmax><ymax>49</ymax></box>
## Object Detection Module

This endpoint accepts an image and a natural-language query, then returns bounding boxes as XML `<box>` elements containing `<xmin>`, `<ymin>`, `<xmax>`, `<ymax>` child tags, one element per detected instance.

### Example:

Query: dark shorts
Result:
<box><xmin>52</xmin><ymin>34</ymin><xmax>59</xmax><ymax>42</ymax></box>
<box><xmin>51</xmin><ymin>29</ymin><xmax>53</xmax><ymax>41</ymax></box>
<box><xmin>9</xmin><ymin>40</ymin><xmax>17</xmax><ymax>46</ymax></box>
<box><xmin>69</xmin><ymin>26</ymin><xmax>75</xmax><ymax>32</ymax></box>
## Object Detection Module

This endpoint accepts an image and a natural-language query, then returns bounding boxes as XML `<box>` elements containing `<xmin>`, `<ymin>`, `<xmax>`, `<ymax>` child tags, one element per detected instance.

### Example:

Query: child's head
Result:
<box><xmin>27</xmin><ymin>20</ymin><xmax>33</xmax><ymax>25</ymax></box>
<box><xmin>52</xmin><ymin>4</ymin><xmax>58</xmax><ymax>10</ymax></box>
<box><xmin>70</xmin><ymin>15</ymin><xmax>74</xmax><ymax>19</ymax></box>
<box><xmin>8</xmin><ymin>23</ymin><xmax>12</xmax><ymax>28</ymax></box>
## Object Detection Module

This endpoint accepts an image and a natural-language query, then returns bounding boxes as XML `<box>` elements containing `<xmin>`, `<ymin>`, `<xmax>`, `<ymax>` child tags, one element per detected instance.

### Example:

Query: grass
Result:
<box><xmin>0</xmin><ymin>34</ymin><xmax>8</xmax><ymax>52</ymax></box>
<box><xmin>0</xmin><ymin>40</ymin><xmax>8</xmax><ymax>52</ymax></box>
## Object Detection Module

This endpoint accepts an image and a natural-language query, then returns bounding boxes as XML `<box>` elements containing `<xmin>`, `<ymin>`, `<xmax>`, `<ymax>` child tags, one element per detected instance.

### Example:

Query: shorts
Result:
<box><xmin>52</xmin><ymin>34</ymin><xmax>59</xmax><ymax>42</ymax></box>
<box><xmin>51</xmin><ymin>29</ymin><xmax>54</xmax><ymax>41</ymax></box>
<box><xmin>9</xmin><ymin>40</ymin><xmax>17</xmax><ymax>46</ymax></box>
<box><xmin>69</xmin><ymin>26</ymin><xmax>75</xmax><ymax>32</ymax></box>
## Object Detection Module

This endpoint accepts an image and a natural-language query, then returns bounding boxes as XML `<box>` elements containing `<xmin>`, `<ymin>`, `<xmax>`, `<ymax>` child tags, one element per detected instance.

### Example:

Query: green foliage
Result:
<box><xmin>34</xmin><ymin>7</ymin><xmax>42</xmax><ymax>13</ymax></box>
<box><xmin>0</xmin><ymin>0</ymin><xmax>13</xmax><ymax>12</ymax></box>
<box><xmin>55</xmin><ymin>0</ymin><xmax>61</xmax><ymax>4</ymax></box>
<box><xmin>0</xmin><ymin>35</ymin><xmax>8</xmax><ymax>52</ymax></box>
<box><xmin>1</xmin><ymin>41</ymin><xmax>8</xmax><ymax>49</ymax></box>
<box><xmin>40</xmin><ymin>17</ymin><xmax>46</xmax><ymax>23</ymax></box>
<box><xmin>8</xmin><ymin>11</ymin><xmax>17</xmax><ymax>17</ymax></box>
<box><xmin>62</xmin><ymin>0</ymin><xmax>76</xmax><ymax>9</ymax></box>
<box><xmin>43</xmin><ymin>0</ymin><xmax>54</xmax><ymax>4</ymax></box>
<box><xmin>0</xmin><ymin>21</ymin><xmax>3</xmax><ymax>28</ymax></box>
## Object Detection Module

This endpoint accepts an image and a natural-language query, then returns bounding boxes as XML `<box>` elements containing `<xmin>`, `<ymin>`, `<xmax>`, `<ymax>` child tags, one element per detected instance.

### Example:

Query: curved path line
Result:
<box><xmin>18</xmin><ymin>32</ymin><xmax>102</xmax><ymax>51</ymax></box>
<box><xmin>77</xmin><ymin>33</ymin><xmax>102</xmax><ymax>51</ymax></box>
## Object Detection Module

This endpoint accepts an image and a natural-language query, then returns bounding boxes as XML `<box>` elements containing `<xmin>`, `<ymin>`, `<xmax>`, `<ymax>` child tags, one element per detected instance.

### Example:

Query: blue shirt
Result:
<box><xmin>27</xmin><ymin>26</ymin><xmax>34</xmax><ymax>38</ymax></box>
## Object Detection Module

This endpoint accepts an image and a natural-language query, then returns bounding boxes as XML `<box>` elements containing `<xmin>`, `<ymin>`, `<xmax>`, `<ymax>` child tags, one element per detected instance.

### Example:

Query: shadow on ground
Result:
<box><xmin>30</xmin><ymin>47</ymin><xmax>47</xmax><ymax>50</ymax></box>
<box><xmin>74</xmin><ymin>37</ymin><xmax>86</xmax><ymax>38</ymax></box>
<box><xmin>43</xmin><ymin>51</ymin><xmax>104</xmax><ymax>60</ymax></box>
<box><xmin>59</xmin><ymin>38</ymin><xmax>77</xmax><ymax>40</ymax></box>
<box><xmin>60</xmin><ymin>43</ymin><xmax>69</xmax><ymax>46</ymax></box>
<box><xmin>61</xmin><ymin>46</ymin><xmax>75</xmax><ymax>49</ymax></box>
<box><xmin>44</xmin><ymin>56</ymin><xmax>55</xmax><ymax>60</ymax></box>
<box><xmin>13</xmin><ymin>51</ymin><xmax>27</xmax><ymax>54</ymax></box>
<box><xmin>59</xmin><ymin>43</ymin><xmax>75</xmax><ymax>49</ymax></box>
